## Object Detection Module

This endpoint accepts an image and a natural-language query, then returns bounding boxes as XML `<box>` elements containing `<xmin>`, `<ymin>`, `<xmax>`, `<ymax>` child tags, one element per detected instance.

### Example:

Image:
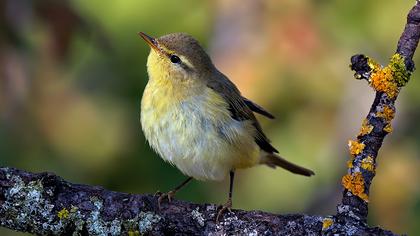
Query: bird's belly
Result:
<box><xmin>141</xmin><ymin>90</ymin><xmax>260</xmax><ymax>181</ymax></box>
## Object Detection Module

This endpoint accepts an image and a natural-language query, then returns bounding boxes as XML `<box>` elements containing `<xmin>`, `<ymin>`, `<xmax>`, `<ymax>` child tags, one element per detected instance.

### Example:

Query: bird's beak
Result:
<box><xmin>138</xmin><ymin>32</ymin><xmax>160</xmax><ymax>52</ymax></box>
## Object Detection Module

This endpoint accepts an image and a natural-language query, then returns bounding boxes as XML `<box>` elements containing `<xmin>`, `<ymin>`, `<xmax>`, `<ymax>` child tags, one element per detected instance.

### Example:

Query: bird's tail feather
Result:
<box><xmin>262</xmin><ymin>153</ymin><xmax>315</xmax><ymax>177</ymax></box>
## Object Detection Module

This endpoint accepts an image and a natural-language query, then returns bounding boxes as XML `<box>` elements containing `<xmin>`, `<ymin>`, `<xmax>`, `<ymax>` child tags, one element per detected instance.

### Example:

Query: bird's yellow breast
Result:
<box><xmin>141</xmin><ymin>76</ymin><xmax>260</xmax><ymax>181</ymax></box>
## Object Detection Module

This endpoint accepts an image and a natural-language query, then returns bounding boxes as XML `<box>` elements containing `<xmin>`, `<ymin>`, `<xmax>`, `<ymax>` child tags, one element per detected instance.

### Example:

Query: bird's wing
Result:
<box><xmin>207</xmin><ymin>72</ymin><xmax>278</xmax><ymax>154</ymax></box>
<box><xmin>242</xmin><ymin>97</ymin><xmax>275</xmax><ymax>119</ymax></box>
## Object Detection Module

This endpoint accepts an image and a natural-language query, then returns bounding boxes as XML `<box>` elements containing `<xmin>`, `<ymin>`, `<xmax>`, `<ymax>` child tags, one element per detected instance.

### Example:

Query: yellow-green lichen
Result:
<box><xmin>361</xmin><ymin>156</ymin><xmax>375</xmax><ymax>172</ymax></box>
<box><xmin>348</xmin><ymin>140</ymin><xmax>365</xmax><ymax>156</ymax></box>
<box><xmin>347</xmin><ymin>158</ymin><xmax>354</xmax><ymax>169</ymax></box>
<box><xmin>128</xmin><ymin>231</ymin><xmax>140</xmax><ymax>236</ymax></box>
<box><xmin>389</xmin><ymin>53</ymin><xmax>411</xmax><ymax>87</ymax></box>
<box><xmin>368</xmin><ymin>57</ymin><xmax>381</xmax><ymax>71</ymax></box>
<box><xmin>341</xmin><ymin>172</ymin><xmax>369</xmax><ymax>202</ymax></box>
<box><xmin>368</xmin><ymin>53</ymin><xmax>411</xmax><ymax>98</ymax></box>
<box><xmin>383</xmin><ymin>123</ymin><xmax>393</xmax><ymax>133</ymax></box>
<box><xmin>359</xmin><ymin>119</ymin><xmax>373</xmax><ymax>136</ymax></box>
<box><xmin>322</xmin><ymin>218</ymin><xmax>334</xmax><ymax>230</ymax></box>
<box><xmin>57</xmin><ymin>208</ymin><xmax>69</xmax><ymax>219</ymax></box>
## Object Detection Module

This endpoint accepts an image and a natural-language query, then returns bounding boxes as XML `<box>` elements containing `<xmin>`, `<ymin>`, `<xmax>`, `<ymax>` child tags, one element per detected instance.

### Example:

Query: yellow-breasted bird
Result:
<box><xmin>138</xmin><ymin>32</ymin><xmax>314</xmax><ymax>221</ymax></box>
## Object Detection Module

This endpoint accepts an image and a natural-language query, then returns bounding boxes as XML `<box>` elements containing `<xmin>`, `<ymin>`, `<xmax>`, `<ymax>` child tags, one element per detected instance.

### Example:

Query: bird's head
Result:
<box><xmin>139</xmin><ymin>32</ymin><xmax>215</xmax><ymax>82</ymax></box>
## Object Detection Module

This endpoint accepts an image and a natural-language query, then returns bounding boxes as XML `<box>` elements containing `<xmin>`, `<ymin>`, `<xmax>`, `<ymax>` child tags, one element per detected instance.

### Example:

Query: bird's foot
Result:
<box><xmin>154</xmin><ymin>190</ymin><xmax>162</xmax><ymax>197</ymax></box>
<box><xmin>155</xmin><ymin>190</ymin><xmax>176</xmax><ymax>209</ymax></box>
<box><xmin>216</xmin><ymin>198</ymin><xmax>232</xmax><ymax>223</ymax></box>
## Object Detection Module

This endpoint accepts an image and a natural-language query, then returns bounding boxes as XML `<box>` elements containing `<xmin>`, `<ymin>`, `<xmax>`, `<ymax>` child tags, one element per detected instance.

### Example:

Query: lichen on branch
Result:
<box><xmin>1</xmin><ymin>167</ymin><xmax>397</xmax><ymax>235</ymax></box>
<box><xmin>343</xmin><ymin>52</ymin><xmax>413</xmax><ymax>207</ymax></box>
<box><xmin>338</xmin><ymin>2</ymin><xmax>420</xmax><ymax>225</ymax></box>
<box><xmin>366</xmin><ymin>53</ymin><xmax>412</xmax><ymax>98</ymax></box>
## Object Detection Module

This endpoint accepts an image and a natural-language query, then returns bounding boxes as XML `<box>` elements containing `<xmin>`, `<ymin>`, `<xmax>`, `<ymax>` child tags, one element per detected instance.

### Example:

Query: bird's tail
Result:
<box><xmin>262</xmin><ymin>153</ymin><xmax>315</xmax><ymax>177</ymax></box>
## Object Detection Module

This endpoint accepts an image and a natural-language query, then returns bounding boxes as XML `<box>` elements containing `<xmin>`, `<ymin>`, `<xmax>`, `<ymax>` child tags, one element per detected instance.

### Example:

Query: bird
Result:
<box><xmin>138</xmin><ymin>32</ymin><xmax>314</xmax><ymax>222</ymax></box>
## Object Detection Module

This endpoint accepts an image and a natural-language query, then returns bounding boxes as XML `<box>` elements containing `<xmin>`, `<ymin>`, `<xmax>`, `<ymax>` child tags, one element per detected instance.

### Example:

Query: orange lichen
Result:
<box><xmin>341</xmin><ymin>172</ymin><xmax>369</xmax><ymax>202</ymax></box>
<box><xmin>342</xmin><ymin>174</ymin><xmax>353</xmax><ymax>189</ymax></box>
<box><xmin>370</xmin><ymin>66</ymin><xmax>399</xmax><ymax>98</ymax></box>
<box><xmin>359</xmin><ymin>119</ymin><xmax>373</xmax><ymax>136</ymax></box>
<box><xmin>368</xmin><ymin>54</ymin><xmax>411</xmax><ymax>98</ymax></box>
<box><xmin>322</xmin><ymin>218</ymin><xmax>334</xmax><ymax>230</ymax></box>
<box><xmin>376</xmin><ymin>106</ymin><xmax>395</xmax><ymax>121</ymax></box>
<box><xmin>361</xmin><ymin>156</ymin><xmax>375</xmax><ymax>172</ymax></box>
<box><xmin>348</xmin><ymin>140</ymin><xmax>365</xmax><ymax>156</ymax></box>
<box><xmin>359</xmin><ymin>193</ymin><xmax>369</xmax><ymax>202</ymax></box>
<box><xmin>383</xmin><ymin>123</ymin><xmax>393</xmax><ymax>133</ymax></box>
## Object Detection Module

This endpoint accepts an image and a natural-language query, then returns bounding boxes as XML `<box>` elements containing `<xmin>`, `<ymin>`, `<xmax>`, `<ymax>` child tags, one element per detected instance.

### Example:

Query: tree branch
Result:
<box><xmin>0</xmin><ymin>167</ymin><xmax>396</xmax><ymax>235</ymax></box>
<box><xmin>1</xmin><ymin>2</ymin><xmax>420</xmax><ymax>236</ymax></box>
<box><xmin>337</xmin><ymin>0</ymin><xmax>420</xmax><ymax>226</ymax></box>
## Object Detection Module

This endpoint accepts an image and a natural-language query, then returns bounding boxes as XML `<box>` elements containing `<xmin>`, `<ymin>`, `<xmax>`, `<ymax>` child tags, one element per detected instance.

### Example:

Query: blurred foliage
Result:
<box><xmin>1</xmin><ymin>0</ymin><xmax>419</xmax><ymax>235</ymax></box>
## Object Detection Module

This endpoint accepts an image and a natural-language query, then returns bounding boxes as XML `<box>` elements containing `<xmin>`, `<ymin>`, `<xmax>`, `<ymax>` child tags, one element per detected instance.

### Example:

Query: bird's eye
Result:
<box><xmin>170</xmin><ymin>55</ymin><xmax>181</xmax><ymax>64</ymax></box>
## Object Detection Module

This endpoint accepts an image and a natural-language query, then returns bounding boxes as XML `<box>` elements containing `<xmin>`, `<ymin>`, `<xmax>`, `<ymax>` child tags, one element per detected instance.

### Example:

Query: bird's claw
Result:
<box><xmin>157</xmin><ymin>190</ymin><xmax>176</xmax><ymax>209</ymax></box>
<box><xmin>154</xmin><ymin>190</ymin><xmax>163</xmax><ymax>197</ymax></box>
<box><xmin>216</xmin><ymin>198</ymin><xmax>232</xmax><ymax>223</ymax></box>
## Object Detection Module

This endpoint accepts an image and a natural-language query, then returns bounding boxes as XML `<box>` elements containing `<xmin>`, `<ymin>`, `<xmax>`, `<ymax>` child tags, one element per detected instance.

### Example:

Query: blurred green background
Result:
<box><xmin>1</xmin><ymin>0</ymin><xmax>419</xmax><ymax>235</ymax></box>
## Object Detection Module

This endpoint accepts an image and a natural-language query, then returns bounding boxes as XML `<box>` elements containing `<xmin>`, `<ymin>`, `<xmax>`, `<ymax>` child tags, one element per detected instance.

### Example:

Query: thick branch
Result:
<box><xmin>0</xmin><ymin>167</ymin><xmax>396</xmax><ymax>235</ymax></box>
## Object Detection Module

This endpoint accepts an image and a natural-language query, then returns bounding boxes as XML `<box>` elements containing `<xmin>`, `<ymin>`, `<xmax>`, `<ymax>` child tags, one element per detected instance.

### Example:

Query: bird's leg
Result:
<box><xmin>156</xmin><ymin>177</ymin><xmax>192</xmax><ymax>208</ymax></box>
<box><xmin>216</xmin><ymin>170</ymin><xmax>235</xmax><ymax>223</ymax></box>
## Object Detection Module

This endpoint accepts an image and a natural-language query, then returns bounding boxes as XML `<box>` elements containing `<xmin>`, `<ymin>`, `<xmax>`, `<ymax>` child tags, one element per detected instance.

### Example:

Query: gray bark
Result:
<box><xmin>0</xmin><ymin>167</ymin><xmax>396</xmax><ymax>235</ymax></box>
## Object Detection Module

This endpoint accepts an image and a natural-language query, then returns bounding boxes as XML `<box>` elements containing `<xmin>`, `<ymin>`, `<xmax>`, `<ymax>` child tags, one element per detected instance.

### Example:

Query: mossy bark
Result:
<box><xmin>0</xmin><ymin>167</ymin><xmax>396</xmax><ymax>235</ymax></box>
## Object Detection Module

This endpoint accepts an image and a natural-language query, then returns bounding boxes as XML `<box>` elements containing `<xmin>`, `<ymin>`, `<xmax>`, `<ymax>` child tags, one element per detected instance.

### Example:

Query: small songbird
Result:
<box><xmin>138</xmin><ymin>32</ymin><xmax>314</xmax><ymax>221</ymax></box>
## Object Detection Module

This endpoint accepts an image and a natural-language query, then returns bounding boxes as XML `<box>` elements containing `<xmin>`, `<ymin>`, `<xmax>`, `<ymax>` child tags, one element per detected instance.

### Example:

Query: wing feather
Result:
<box><xmin>242</xmin><ymin>97</ymin><xmax>275</xmax><ymax>119</ymax></box>
<box><xmin>207</xmin><ymin>71</ymin><xmax>278</xmax><ymax>154</ymax></box>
